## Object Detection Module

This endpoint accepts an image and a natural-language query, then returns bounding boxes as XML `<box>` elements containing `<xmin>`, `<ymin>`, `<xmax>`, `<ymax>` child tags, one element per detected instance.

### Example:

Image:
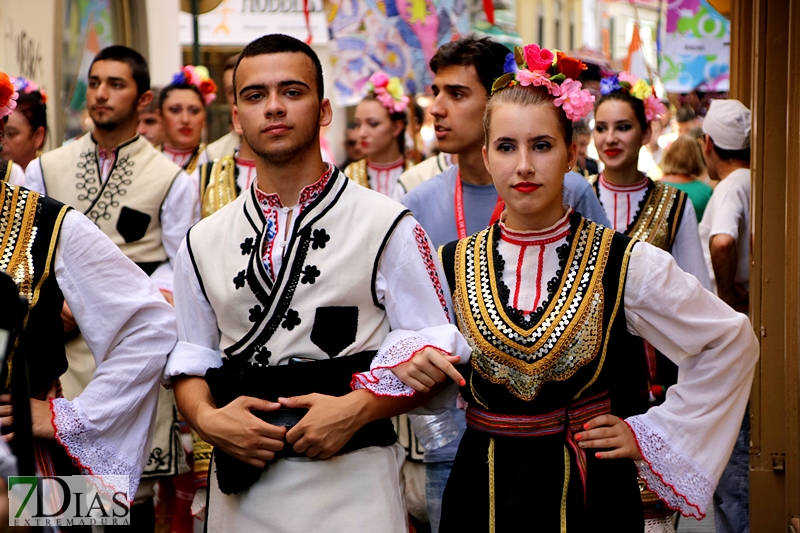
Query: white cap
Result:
<box><xmin>702</xmin><ymin>99</ymin><xmax>751</xmax><ymax>150</ymax></box>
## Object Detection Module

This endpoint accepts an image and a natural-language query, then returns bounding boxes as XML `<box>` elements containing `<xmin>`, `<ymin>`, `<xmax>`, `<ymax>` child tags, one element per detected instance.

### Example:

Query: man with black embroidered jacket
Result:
<box><xmin>22</xmin><ymin>46</ymin><xmax>197</xmax><ymax>525</ymax></box>
<box><xmin>164</xmin><ymin>34</ymin><xmax>470</xmax><ymax>532</ymax></box>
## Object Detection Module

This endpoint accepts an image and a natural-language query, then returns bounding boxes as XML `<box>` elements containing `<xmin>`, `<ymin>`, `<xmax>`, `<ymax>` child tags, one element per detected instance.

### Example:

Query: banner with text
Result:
<box><xmin>660</xmin><ymin>0</ymin><xmax>730</xmax><ymax>93</ymax></box>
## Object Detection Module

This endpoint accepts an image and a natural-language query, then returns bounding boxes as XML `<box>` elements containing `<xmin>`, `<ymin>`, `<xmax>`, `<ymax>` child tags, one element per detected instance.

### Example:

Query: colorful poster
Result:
<box><xmin>660</xmin><ymin>0</ymin><xmax>730</xmax><ymax>93</ymax></box>
<box><xmin>328</xmin><ymin>0</ymin><xmax>469</xmax><ymax>107</ymax></box>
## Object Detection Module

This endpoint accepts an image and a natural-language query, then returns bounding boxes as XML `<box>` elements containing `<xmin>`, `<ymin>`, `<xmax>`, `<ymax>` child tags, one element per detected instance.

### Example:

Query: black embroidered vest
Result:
<box><xmin>441</xmin><ymin>214</ymin><xmax>646</xmax><ymax>416</ymax></box>
<box><xmin>0</xmin><ymin>183</ymin><xmax>71</xmax><ymax>397</ymax></box>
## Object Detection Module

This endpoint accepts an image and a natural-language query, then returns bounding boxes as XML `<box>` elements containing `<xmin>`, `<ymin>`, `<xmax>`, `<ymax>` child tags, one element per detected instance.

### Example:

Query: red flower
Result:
<box><xmin>556</xmin><ymin>52</ymin><xmax>587</xmax><ymax>80</ymax></box>
<box><xmin>523</xmin><ymin>44</ymin><xmax>555</xmax><ymax>73</ymax></box>
<box><xmin>199</xmin><ymin>79</ymin><xmax>217</xmax><ymax>95</ymax></box>
<box><xmin>0</xmin><ymin>73</ymin><xmax>14</xmax><ymax>108</ymax></box>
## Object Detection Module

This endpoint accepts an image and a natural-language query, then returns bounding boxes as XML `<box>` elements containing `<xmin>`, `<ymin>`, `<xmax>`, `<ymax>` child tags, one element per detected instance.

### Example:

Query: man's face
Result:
<box><xmin>87</xmin><ymin>60</ymin><xmax>145</xmax><ymax>131</ymax></box>
<box><xmin>223</xmin><ymin>68</ymin><xmax>235</xmax><ymax>106</ymax></box>
<box><xmin>137</xmin><ymin>111</ymin><xmax>164</xmax><ymax>145</ymax></box>
<box><xmin>232</xmin><ymin>52</ymin><xmax>331</xmax><ymax>165</ymax></box>
<box><xmin>677</xmin><ymin>120</ymin><xmax>694</xmax><ymax>136</ymax></box>
<box><xmin>429</xmin><ymin>65</ymin><xmax>488</xmax><ymax>156</ymax></box>
<box><xmin>576</xmin><ymin>133</ymin><xmax>591</xmax><ymax>160</ymax></box>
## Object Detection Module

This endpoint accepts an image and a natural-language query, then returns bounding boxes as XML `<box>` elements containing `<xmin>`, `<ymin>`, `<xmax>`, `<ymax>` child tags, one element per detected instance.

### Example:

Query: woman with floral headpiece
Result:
<box><xmin>375</xmin><ymin>45</ymin><xmax>758</xmax><ymax>531</ymax></box>
<box><xmin>344</xmin><ymin>72</ymin><xmax>414</xmax><ymax>201</ymax></box>
<box><xmin>0</xmin><ymin>72</ymin><xmax>25</xmax><ymax>186</ymax></box>
<box><xmin>159</xmin><ymin>65</ymin><xmax>217</xmax><ymax>174</ymax></box>
<box><xmin>3</xmin><ymin>76</ymin><xmax>47</xmax><ymax>172</ymax></box>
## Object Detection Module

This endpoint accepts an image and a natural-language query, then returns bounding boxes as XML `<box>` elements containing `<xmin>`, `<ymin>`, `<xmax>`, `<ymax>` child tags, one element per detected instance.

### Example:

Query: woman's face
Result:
<box><xmin>592</xmin><ymin>99</ymin><xmax>650</xmax><ymax>172</ymax></box>
<box><xmin>483</xmin><ymin>102</ymin><xmax>576</xmax><ymax>229</ymax></box>
<box><xmin>353</xmin><ymin>99</ymin><xmax>403</xmax><ymax>159</ymax></box>
<box><xmin>3</xmin><ymin>110</ymin><xmax>43</xmax><ymax>169</ymax></box>
<box><xmin>161</xmin><ymin>89</ymin><xmax>206</xmax><ymax>150</ymax></box>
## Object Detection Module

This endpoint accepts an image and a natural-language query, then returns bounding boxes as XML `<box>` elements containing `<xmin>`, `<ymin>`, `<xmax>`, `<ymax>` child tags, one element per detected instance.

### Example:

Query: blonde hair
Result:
<box><xmin>483</xmin><ymin>84</ymin><xmax>573</xmax><ymax>147</ymax></box>
<box><xmin>661</xmin><ymin>135</ymin><xmax>706</xmax><ymax>177</ymax></box>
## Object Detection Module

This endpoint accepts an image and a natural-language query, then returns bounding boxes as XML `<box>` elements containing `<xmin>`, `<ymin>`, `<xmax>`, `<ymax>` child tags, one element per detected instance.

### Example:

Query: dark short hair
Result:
<box><xmin>709</xmin><ymin>135</ymin><xmax>751</xmax><ymax>163</ymax></box>
<box><xmin>596</xmin><ymin>91</ymin><xmax>648</xmax><ymax>131</ymax></box>
<box><xmin>234</xmin><ymin>34</ymin><xmax>323</xmax><ymax>102</ymax></box>
<box><xmin>676</xmin><ymin>106</ymin><xmax>696</xmax><ymax>123</ymax></box>
<box><xmin>429</xmin><ymin>35</ymin><xmax>510</xmax><ymax>96</ymax></box>
<box><xmin>223</xmin><ymin>54</ymin><xmax>240</xmax><ymax>73</ymax></box>
<box><xmin>90</xmin><ymin>45</ymin><xmax>150</xmax><ymax>96</ymax></box>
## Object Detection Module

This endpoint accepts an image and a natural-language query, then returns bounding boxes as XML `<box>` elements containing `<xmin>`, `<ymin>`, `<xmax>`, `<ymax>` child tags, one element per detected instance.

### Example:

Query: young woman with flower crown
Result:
<box><xmin>344</xmin><ymin>72</ymin><xmax>413</xmax><ymax>201</ymax></box>
<box><xmin>3</xmin><ymin>76</ymin><xmax>47</xmax><ymax>173</ymax></box>
<box><xmin>159</xmin><ymin>65</ymin><xmax>217</xmax><ymax>174</ymax></box>
<box><xmin>380</xmin><ymin>45</ymin><xmax>758</xmax><ymax>531</ymax></box>
<box><xmin>0</xmin><ymin>72</ymin><xmax>26</xmax><ymax>186</ymax></box>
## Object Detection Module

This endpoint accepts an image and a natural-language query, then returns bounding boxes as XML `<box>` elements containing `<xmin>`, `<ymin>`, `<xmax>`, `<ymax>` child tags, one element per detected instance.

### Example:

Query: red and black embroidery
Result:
<box><xmin>413</xmin><ymin>224</ymin><xmax>450</xmax><ymax>322</ymax></box>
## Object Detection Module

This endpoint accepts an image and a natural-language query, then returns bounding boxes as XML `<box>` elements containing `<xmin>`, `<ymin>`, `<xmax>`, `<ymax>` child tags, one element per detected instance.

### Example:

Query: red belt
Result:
<box><xmin>465</xmin><ymin>390</ymin><xmax>611</xmax><ymax>503</ymax></box>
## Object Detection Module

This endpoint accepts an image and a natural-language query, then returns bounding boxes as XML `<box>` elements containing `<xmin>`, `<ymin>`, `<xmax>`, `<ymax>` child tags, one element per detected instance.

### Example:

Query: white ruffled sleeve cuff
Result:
<box><xmin>163</xmin><ymin>341</ymin><xmax>223</xmax><ymax>383</ymax></box>
<box><xmin>51</xmin><ymin>397</ymin><xmax>140</xmax><ymax>501</ymax></box>
<box><xmin>625</xmin><ymin>414</ymin><xmax>716</xmax><ymax>519</ymax></box>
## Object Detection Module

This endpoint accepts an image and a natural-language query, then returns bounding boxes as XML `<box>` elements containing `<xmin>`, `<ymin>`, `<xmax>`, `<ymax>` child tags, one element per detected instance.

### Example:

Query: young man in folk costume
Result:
<box><xmin>400</xmin><ymin>35</ymin><xmax>611</xmax><ymax>532</ymax></box>
<box><xmin>0</xmin><ymin>72</ymin><xmax>177</xmax><ymax>522</ymax></box>
<box><xmin>22</xmin><ymin>46</ymin><xmax>198</xmax><ymax>524</ymax></box>
<box><xmin>165</xmin><ymin>34</ymin><xmax>470</xmax><ymax>532</ymax></box>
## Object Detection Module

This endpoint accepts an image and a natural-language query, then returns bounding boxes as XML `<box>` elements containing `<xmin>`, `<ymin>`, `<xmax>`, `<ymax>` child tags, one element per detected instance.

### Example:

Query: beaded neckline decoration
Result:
<box><xmin>453</xmin><ymin>215</ymin><xmax>615</xmax><ymax>401</ymax></box>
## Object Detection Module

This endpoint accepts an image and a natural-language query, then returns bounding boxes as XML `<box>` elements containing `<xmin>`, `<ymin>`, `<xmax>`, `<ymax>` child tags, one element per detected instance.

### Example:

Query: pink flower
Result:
<box><xmin>516</xmin><ymin>69</ymin><xmax>560</xmax><ymax>96</ymax></box>
<box><xmin>523</xmin><ymin>44</ymin><xmax>555</xmax><ymax>73</ymax></box>
<box><xmin>643</xmin><ymin>94</ymin><xmax>667</xmax><ymax>122</ymax></box>
<box><xmin>376</xmin><ymin>92</ymin><xmax>395</xmax><ymax>110</ymax></box>
<box><xmin>369</xmin><ymin>71</ymin><xmax>390</xmax><ymax>89</ymax></box>
<box><xmin>618</xmin><ymin>71</ymin><xmax>638</xmax><ymax>85</ymax></box>
<box><xmin>554</xmin><ymin>79</ymin><xmax>595</xmax><ymax>121</ymax></box>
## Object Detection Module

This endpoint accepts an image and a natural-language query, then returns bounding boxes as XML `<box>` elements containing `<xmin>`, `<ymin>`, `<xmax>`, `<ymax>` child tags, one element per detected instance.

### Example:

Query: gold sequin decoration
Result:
<box><xmin>627</xmin><ymin>181</ymin><xmax>685</xmax><ymax>251</ymax></box>
<box><xmin>201</xmin><ymin>155</ymin><xmax>238</xmax><ymax>218</ymax></box>
<box><xmin>344</xmin><ymin>159</ymin><xmax>414</xmax><ymax>190</ymax></box>
<box><xmin>452</xmin><ymin>220</ymin><xmax>614</xmax><ymax>401</ymax></box>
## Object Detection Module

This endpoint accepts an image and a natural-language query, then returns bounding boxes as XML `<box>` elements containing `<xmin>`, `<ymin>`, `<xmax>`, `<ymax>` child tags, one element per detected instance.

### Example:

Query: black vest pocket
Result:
<box><xmin>117</xmin><ymin>206</ymin><xmax>152</xmax><ymax>243</ymax></box>
<box><xmin>310</xmin><ymin>306</ymin><xmax>359</xmax><ymax>358</ymax></box>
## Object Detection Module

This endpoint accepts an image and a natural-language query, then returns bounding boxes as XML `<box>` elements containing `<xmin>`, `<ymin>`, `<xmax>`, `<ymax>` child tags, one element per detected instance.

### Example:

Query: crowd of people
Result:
<box><xmin>0</xmin><ymin>30</ymin><xmax>757</xmax><ymax>533</ymax></box>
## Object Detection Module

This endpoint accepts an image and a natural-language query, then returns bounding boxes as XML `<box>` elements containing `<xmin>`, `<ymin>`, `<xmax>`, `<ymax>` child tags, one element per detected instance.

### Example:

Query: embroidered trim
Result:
<box><xmin>413</xmin><ymin>224</ymin><xmax>450</xmax><ymax>322</ymax></box>
<box><xmin>254</xmin><ymin>166</ymin><xmax>333</xmax><ymax>212</ymax></box>
<box><xmin>452</xmin><ymin>216</ymin><xmax>613</xmax><ymax>401</ymax></box>
<box><xmin>75</xmin><ymin>148</ymin><xmax>100</xmax><ymax>206</ymax></box>
<box><xmin>625</xmin><ymin>415</ymin><xmax>713</xmax><ymax>519</ymax></box>
<box><xmin>351</xmin><ymin>333</ymin><xmax>448</xmax><ymax>397</ymax></box>
<box><xmin>51</xmin><ymin>398</ymin><xmax>140</xmax><ymax>501</ymax></box>
<box><xmin>88</xmin><ymin>154</ymin><xmax>134</xmax><ymax>226</ymax></box>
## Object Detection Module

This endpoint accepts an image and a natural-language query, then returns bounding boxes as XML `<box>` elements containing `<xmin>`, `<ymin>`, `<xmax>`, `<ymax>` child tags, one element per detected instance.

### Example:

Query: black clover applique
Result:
<box><xmin>301</xmin><ymin>265</ymin><xmax>321</xmax><ymax>284</ymax></box>
<box><xmin>240</xmin><ymin>237</ymin><xmax>255</xmax><ymax>255</ymax></box>
<box><xmin>249</xmin><ymin>305</ymin><xmax>262</xmax><ymax>322</ymax></box>
<box><xmin>281</xmin><ymin>309</ymin><xmax>302</xmax><ymax>330</ymax></box>
<box><xmin>233</xmin><ymin>270</ymin><xmax>246</xmax><ymax>289</ymax></box>
<box><xmin>254</xmin><ymin>346</ymin><xmax>272</xmax><ymax>365</ymax></box>
<box><xmin>311</xmin><ymin>228</ymin><xmax>330</xmax><ymax>250</ymax></box>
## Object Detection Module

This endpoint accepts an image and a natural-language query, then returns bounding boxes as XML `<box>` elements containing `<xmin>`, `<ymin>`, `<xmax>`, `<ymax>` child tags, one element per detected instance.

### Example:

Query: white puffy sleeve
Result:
<box><xmin>162</xmin><ymin>237</ymin><xmax>224</xmax><ymax>381</ymax></box>
<box><xmin>351</xmin><ymin>215</ymin><xmax>471</xmax><ymax>406</ymax></box>
<box><xmin>670</xmin><ymin>200</ymin><xmax>712</xmax><ymax>291</ymax></box>
<box><xmin>50</xmin><ymin>211</ymin><xmax>177</xmax><ymax>499</ymax></box>
<box><xmin>622</xmin><ymin>241</ymin><xmax>758</xmax><ymax>518</ymax></box>
<box><xmin>154</xmin><ymin>170</ymin><xmax>200</xmax><ymax>293</ymax></box>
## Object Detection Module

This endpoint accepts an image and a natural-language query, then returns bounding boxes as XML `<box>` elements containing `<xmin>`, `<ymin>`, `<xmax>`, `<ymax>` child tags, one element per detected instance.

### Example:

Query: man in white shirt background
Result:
<box><xmin>698</xmin><ymin>98</ymin><xmax>752</xmax><ymax>533</ymax></box>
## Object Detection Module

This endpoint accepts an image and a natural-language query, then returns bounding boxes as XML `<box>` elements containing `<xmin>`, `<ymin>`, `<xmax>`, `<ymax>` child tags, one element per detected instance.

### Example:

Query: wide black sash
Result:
<box><xmin>205</xmin><ymin>351</ymin><xmax>397</xmax><ymax>494</ymax></box>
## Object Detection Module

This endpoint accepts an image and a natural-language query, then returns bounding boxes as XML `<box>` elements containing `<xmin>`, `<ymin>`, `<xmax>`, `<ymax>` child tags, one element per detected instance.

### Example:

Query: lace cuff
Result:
<box><xmin>51</xmin><ymin>398</ymin><xmax>141</xmax><ymax>501</ymax></box>
<box><xmin>351</xmin><ymin>333</ymin><xmax>447</xmax><ymax>397</ymax></box>
<box><xmin>625</xmin><ymin>415</ymin><xmax>714</xmax><ymax>519</ymax></box>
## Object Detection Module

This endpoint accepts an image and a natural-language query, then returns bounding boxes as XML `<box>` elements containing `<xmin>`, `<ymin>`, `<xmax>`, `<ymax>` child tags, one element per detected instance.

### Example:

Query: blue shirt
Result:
<box><xmin>403</xmin><ymin>166</ymin><xmax>610</xmax><ymax>249</ymax></box>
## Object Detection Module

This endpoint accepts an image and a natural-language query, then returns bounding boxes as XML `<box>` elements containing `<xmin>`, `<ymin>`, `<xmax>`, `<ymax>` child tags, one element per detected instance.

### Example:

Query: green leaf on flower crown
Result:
<box><xmin>514</xmin><ymin>46</ymin><xmax>525</xmax><ymax>68</ymax></box>
<box><xmin>492</xmin><ymin>73</ymin><xmax>516</xmax><ymax>94</ymax></box>
<box><xmin>549</xmin><ymin>73</ymin><xmax>566</xmax><ymax>83</ymax></box>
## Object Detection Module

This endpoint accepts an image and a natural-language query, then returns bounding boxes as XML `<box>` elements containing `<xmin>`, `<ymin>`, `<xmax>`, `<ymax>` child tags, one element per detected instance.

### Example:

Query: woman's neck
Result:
<box><xmin>163</xmin><ymin>141</ymin><xmax>199</xmax><ymax>153</ymax></box>
<box><xmin>504</xmin><ymin>203</ymin><xmax>568</xmax><ymax>232</ymax></box>
<box><xmin>602</xmin><ymin>162</ymin><xmax>643</xmax><ymax>185</ymax></box>
<box><xmin>368</xmin><ymin>144</ymin><xmax>403</xmax><ymax>164</ymax></box>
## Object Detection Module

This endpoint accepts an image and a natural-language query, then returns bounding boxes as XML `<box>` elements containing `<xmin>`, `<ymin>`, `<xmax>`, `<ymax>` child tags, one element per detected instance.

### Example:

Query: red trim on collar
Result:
<box><xmin>254</xmin><ymin>165</ymin><xmax>334</xmax><ymax>210</ymax></box>
<box><xmin>599</xmin><ymin>173</ymin><xmax>648</xmax><ymax>193</ymax></box>
<box><xmin>366</xmin><ymin>157</ymin><xmax>405</xmax><ymax>171</ymax></box>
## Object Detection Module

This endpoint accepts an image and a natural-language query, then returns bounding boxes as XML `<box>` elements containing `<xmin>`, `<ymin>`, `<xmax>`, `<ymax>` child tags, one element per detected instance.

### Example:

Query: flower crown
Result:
<box><xmin>11</xmin><ymin>76</ymin><xmax>47</xmax><ymax>104</ymax></box>
<box><xmin>366</xmin><ymin>72</ymin><xmax>409</xmax><ymax>113</ymax></box>
<box><xmin>171</xmin><ymin>65</ymin><xmax>217</xmax><ymax>105</ymax></box>
<box><xmin>491</xmin><ymin>44</ymin><xmax>594</xmax><ymax>122</ymax></box>
<box><xmin>600</xmin><ymin>72</ymin><xmax>666</xmax><ymax>122</ymax></box>
<box><xmin>0</xmin><ymin>73</ymin><xmax>18</xmax><ymax>120</ymax></box>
